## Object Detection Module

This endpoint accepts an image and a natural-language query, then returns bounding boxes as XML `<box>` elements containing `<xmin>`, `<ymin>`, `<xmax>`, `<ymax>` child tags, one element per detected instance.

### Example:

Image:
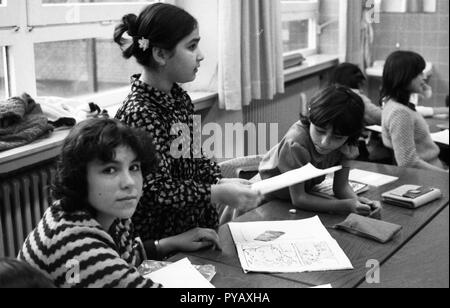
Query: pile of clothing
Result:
<box><xmin>1</xmin><ymin>93</ymin><xmax>112</xmax><ymax>152</ymax></box>
<box><xmin>0</xmin><ymin>93</ymin><xmax>54</xmax><ymax>152</ymax></box>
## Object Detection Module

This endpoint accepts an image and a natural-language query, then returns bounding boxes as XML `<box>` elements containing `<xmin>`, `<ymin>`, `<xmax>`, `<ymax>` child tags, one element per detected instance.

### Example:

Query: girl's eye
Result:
<box><xmin>188</xmin><ymin>44</ymin><xmax>197</xmax><ymax>51</ymax></box>
<box><xmin>316</xmin><ymin>129</ymin><xmax>326</xmax><ymax>135</ymax></box>
<box><xmin>103</xmin><ymin>167</ymin><xmax>116</xmax><ymax>174</ymax></box>
<box><xmin>130</xmin><ymin>163</ymin><xmax>141</xmax><ymax>172</ymax></box>
<box><xmin>333</xmin><ymin>135</ymin><xmax>346</xmax><ymax>141</ymax></box>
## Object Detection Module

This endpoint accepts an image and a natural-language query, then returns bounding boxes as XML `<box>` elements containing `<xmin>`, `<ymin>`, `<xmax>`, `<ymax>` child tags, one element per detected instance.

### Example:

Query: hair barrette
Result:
<box><xmin>138</xmin><ymin>37</ymin><xmax>150</xmax><ymax>51</ymax></box>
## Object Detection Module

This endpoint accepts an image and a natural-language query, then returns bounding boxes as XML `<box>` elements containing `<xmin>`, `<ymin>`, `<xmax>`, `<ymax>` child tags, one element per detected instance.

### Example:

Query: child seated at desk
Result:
<box><xmin>18</xmin><ymin>118</ymin><xmax>220</xmax><ymax>288</ymax></box>
<box><xmin>381</xmin><ymin>51</ymin><xmax>448</xmax><ymax>172</ymax></box>
<box><xmin>331</xmin><ymin>62</ymin><xmax>381</xmax><ymax>126</ymax></box>
<box><xmin>259</xmin><ymin>86</ymin><xmax>378</xmax><ymax>215</ymax></box>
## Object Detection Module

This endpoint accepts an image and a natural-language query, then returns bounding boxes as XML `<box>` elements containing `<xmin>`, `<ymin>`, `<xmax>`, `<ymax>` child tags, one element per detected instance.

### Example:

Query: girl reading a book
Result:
<box><xmin>259</xmin><ymin>86</ymin><xmax>378</xmax><ymax>215</ymax></box>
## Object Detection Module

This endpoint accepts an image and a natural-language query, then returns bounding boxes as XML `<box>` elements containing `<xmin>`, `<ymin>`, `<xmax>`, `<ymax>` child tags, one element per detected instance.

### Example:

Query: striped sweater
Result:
<box><xmin>18</xmin><ymin>204</ymin><xmax>161</xmax><ymax>288</ymax></box>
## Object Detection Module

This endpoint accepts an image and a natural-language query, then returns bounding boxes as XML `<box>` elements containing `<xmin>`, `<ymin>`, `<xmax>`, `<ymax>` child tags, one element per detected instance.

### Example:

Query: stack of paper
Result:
<box><xmin>144</xmin><ymin>258</ymin><xmax>215</xmax><ymax>288</ymax></box>
<box><xmin>229</xmin><ymin>216</ymin><xmax>353</xmax><ymax>273</ymax></box>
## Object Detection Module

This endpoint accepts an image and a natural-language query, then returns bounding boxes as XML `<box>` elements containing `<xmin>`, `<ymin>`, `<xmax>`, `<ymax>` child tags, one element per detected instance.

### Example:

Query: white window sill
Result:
<box><xmin>0</xmin><ymin>90</ymin><xmax>217</xmax><ymax>175</ymax></box>
<box><xmin>284</xmin><ymin>54</ymin><xmax>339</xmax><ymax>83</ymax></box>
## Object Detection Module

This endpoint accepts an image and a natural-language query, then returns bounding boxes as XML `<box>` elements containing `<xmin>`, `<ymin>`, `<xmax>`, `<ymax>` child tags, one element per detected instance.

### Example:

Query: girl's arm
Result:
<box><xmin>148</xmin><ymin>228</ymin><xmax>221</xmax><ymax>258</ymax></box>
<box><xmin>333</xmin><ymin>167</ymin><xmax>357</xmax><ymax>200</ymax></box>
<box><xmin>289</xmin><ymin>181</ymin><xmax>370</xmax><ymax>215</ymax></box>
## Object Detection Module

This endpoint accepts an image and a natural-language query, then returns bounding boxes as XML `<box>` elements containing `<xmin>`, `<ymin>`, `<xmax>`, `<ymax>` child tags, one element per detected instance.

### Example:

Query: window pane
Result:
<box><xmin>35</xmin><ymin>39</ymin><xmax>141</xmax><ymax>98</ymax></box>
<box><xmin>282</xmin><ymin>19</ymin><xmax>309</xmax><ymax>53</ymax></box>
<box><xmin>0</xmin><ymin>47</ymin><xmax>6</xmax><ymax>99</ymax></box>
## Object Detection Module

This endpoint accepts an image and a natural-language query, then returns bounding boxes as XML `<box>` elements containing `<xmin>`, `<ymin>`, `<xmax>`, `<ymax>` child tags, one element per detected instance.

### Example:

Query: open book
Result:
<box><xmin>311</xmin><ymin>176</ymin><xmax>369</xmax><ymax>199</ymax></box>
<box><xmin>228</xmin><ymin>216</ymin><xmax>353</xmax><ymax>274</ymax></box>
<box><xmin>251</xmin><ymin>163</ymin><xmax>342</xmax><ymax>195</ymax></box>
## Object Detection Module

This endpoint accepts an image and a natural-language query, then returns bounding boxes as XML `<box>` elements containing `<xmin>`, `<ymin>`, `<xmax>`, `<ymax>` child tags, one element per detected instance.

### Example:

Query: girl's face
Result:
<box><xmin>310</xmin><ymin>124</ymin><xmax>349</xmax><ymax>155</ymax></box>
<box><xmin>87</xmin><ymin>145</ymin><xmax>143</xmax><ymax>229</ymax></box>
<box><xmin>165</xmin><ymin>27</ymin><xmax>204</xmax><ymax>83</ymax></box>
<box><xmin>408</xmin><ymin>72</ymin><xmax>426</xmax><ymax>94</ymax></box>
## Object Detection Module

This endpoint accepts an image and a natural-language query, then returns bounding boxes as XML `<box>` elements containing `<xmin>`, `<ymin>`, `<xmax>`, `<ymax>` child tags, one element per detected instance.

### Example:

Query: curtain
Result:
<box><xmin>346</xmin><ymin>0</ymin><xmax>374</xmax><ymax>70</ymax></box>
<box><xmin>218</xmin><ymin>0</ymin><xmax>284</xmax><ymax>111</ymax></box>
<box><xmin>346</xmin><ymin>0</ymin><xmax>363</xmax><ymax>67</ymax></box>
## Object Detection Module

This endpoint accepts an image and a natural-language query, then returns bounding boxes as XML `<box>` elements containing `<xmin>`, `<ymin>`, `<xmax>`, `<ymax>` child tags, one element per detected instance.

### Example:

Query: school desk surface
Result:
<box><xmin>169</xmin><ymin>161</ymin><xmax>449</xmax><ymax>288</ymax></box>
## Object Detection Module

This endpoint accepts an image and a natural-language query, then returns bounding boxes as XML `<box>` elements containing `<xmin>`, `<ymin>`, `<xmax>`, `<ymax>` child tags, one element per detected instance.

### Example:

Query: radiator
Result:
<box><xmin>0</xmin><ymin>165</ymin><xmax>56</xmax><ymax>258</ymax></box>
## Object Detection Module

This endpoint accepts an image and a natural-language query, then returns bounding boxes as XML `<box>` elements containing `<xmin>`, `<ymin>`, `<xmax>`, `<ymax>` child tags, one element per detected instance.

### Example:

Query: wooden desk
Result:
<box><xmin>359</xmin><ymin>206</ymin><xmax>449</xmax><ymax>288</ymax></box>
<box><xmin>175</xmin><ymin>161</ymin><xmax>449</xmax><ymax>288</ymax></box>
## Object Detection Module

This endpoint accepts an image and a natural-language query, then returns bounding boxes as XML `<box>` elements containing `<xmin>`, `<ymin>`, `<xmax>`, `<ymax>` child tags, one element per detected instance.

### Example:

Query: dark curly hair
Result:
<box><xmin>331</xmin><ymin>62</ymin><xmax>366</xmax><ymax>90</ymax></box>
<box><xmin>381</xmin><ymin>50</ymin><xmax>426</xmax><ymax>106</ymax></box>
<box><xmin>52</xmin><ymin>118</ymin><xmax>159</xmax><ymax>214</ymax></box>
<box><xmin>0</xmin><ymin>258</ymin><xmax>55</xmax><ymax>288</ymax></box>
<box><xmin>300</xmin><ymin>85</ymin><xmax>365</xmax><ymax>145</ymax></box>
<box><xmin>114</xmin><ymin>3</ymin><xmax>198</xmax><ymax>69</ymax></box>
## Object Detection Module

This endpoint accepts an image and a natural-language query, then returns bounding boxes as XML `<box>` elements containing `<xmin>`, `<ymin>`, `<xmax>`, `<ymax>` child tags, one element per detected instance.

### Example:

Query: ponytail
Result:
<box><xmin>114</xmin><ymin>14</ymin><xmax>138</xmax><ymax>60</ymax></box>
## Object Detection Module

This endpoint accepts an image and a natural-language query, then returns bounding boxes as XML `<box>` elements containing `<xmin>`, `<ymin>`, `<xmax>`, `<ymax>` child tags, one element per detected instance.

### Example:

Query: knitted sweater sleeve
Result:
<box><xmin>18</xmin><ymin>219</ymin><xmax>162</xmax><ymax>288</ymax></box>
<box><xmin>386</xmin><ymin>108</ymin><xmax>421</xmax><ymax>167</ymax></box>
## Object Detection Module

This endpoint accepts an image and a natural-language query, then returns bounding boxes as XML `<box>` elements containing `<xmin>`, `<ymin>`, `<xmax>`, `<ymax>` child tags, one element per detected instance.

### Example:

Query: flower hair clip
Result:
<box><xmin>138</xmin><ymin>37</ymin><xmax>150</xmax><ymax>51</ymax></box>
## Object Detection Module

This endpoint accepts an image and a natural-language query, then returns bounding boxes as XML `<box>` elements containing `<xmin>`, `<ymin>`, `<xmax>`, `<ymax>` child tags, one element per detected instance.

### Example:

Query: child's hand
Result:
<box><xmin>169</xmin><ymin>228</ymin><xmax>221</xmax><ymax>253</ymax></box>
<box><xmin>348</xmin><ymin>198</ymin><xmax>372</xmax><ymax>216</ymax></box>
<box><xmin>212</xmin><ymin>182</ymin><xmax>263</xmax><ymax>213</ymax></box>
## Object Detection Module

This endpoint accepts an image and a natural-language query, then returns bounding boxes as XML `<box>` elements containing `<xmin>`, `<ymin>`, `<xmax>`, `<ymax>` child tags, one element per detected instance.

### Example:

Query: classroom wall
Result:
<box><xmin>371</xmin><ymin>0</ymin><xmax>449</xmax><ymax>107</ymax></box>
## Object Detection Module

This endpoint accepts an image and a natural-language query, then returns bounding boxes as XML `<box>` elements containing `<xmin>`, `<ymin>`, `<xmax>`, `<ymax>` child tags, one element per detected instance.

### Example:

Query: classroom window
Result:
<box><xmin>0</xmin><ymin>0</ymin><xmax>20</xmax><ymax>28</ymax></box>
<box><xmin>28</xmin><ymin>0</ymin><xmax>155</xmax><ymax>26</ymax></box>
<box><xmin>0</xmin><ymin>47</ymin><xmax>7</xmax><ymax>99</ymax></box>
<box><xmin>281</xmin><ymin>0</ymin><xmax>318</xmax><ymax>67</ymax></box>
<box><xmin>35</xmin><ymin>39</ymin><xmax>141</xmax><ymax>98</ymax></box>
<box><xmin>0</xmin><ymin>0</ymin><xmax>158</xmax><ymax>105</ymax></box>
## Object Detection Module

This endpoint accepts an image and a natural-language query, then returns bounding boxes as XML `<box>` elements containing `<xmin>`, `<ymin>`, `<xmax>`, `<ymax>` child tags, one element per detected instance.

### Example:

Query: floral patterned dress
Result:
<box><xmin>115</xmin><ymin>75</ymin><xmax>221</xmax><ymax>240</ymax></box>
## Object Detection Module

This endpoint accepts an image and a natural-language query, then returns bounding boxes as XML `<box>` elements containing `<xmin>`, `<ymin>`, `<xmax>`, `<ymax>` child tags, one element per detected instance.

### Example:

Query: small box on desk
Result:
<box><xmin>382</xmin><ymin>185</ymin><xmax>442</xmax><ymax>209</ymax></box>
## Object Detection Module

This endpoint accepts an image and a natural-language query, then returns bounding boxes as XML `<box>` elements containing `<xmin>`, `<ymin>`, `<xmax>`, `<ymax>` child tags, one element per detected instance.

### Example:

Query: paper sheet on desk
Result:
<box><xmin>431</xmin><ymin>129</ymin><xmax>449</xmax><ymax>146</ymax></box>
<box><xmin>251</xmin><ymin>163</ymin><xmax>342</xmax><ymax>195</ymax></box>
<box><xmin>144</xmin><ymin>258</ymin><xmax>215</xmax><ymax>288</ymax></box>
<box><xmin>229</xmin><ymin>216</ymin><xmax>353</xmax><ymax>274</ymax></box>
<box><xmin>349</xmin><ymin>169</ymin><xmax>398</xmax><ymax>187</ymax></box>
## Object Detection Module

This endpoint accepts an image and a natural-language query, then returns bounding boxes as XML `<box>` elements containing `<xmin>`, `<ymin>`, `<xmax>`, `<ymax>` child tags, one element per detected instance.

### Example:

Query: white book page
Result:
<box><xmin>431</xmin><ymin>129</ymin><xmax>449</xmax><ymax>146</ymax></box>
<box><xmin>251</xmin><ymin>163</ymin><xmax>342</xmax><ymax>195</ymax></box>
<box><xmin>349</xmin><ymin>169</ymin><xmax>398</xmax><ymax>187</ymax></box>
<box><xmin>228</xmin><ymin>217</ymin><xmax>353</xmax><ymax>273</ymax></box>
<box><xmin>144</xmin><ymin>258</ymin><xmax>215</xmax><ymax>288</ymax></box>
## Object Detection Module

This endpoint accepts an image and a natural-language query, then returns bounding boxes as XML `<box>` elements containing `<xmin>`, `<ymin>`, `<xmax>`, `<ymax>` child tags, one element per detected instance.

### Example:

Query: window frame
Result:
<box><xmin>0</xmin><ymin>0</ymin><xmax>162</xmax><ymax>103</ymax></box>
<box><xmin>0</xmin><ymin>0</ymin><xmax>21</xmax><ymax>28</ymax></box>
<box><xmin>281</xmin><ymin>0</ymin><xmax>319</xmax><ymax>68</ymax></box>
<box><xmin>27</xmin><ymin>1</ymin><xmax>156</xmax><ymax>26</ymax></box>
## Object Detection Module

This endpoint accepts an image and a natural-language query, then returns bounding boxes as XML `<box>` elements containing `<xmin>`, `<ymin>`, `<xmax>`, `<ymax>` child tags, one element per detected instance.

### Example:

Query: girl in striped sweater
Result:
<box><xmin>18</xmin><ymin>118</ymin><xmax>220</xmax><ymax>288</ymax></box>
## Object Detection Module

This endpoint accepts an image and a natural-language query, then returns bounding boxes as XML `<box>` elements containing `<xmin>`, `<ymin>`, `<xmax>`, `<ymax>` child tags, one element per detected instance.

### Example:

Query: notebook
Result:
<box><xmin>311</xmin><ymin>177</ymin><xmax>369</xmax><ymax>199</ymax></box>
<box><xmin>381</xmin><ymin>185</ymin><xmax>442</xmax><ymax>209</ymax></box>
